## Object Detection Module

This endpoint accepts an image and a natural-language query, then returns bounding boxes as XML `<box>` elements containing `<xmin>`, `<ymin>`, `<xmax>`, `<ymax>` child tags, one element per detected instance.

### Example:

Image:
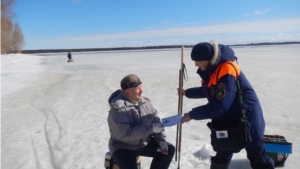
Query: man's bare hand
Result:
<box><xmin>177</xmin><ymin>87</ymin><xmax>186</xmax><ymax>96</ymax></box>
<box><xmin>181</xmin><ymin>113</ymin><xmax>191</xmax><ymax>123</ymax></box>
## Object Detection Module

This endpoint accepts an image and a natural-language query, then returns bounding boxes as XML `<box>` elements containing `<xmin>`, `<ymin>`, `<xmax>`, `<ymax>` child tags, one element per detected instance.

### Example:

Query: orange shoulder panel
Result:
<box><xmin>207</xmin><ymin>61</ymin><xmax>240</xmax><ymax>87</ymax></box>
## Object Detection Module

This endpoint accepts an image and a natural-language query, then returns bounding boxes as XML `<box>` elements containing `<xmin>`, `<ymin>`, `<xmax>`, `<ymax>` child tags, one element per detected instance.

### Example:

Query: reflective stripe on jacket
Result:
<box><xmin>207</xmin><ymin>61</ymin><xmax>240</xmax><ymax>87</ymax></box>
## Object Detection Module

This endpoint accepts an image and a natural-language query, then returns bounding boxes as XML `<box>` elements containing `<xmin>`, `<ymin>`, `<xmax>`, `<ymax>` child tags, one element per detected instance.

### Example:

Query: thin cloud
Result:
<box><xmin>144</xmin><ymin>20</ymin><xmax>228</xmax><ymax>30</ymax></box>
<box><xmin>276</xmin><ymin>33</ymin><xmax>284</xmax><ymax>36</ymax></box>
<box><xmin>160</xmin><ymin>20</ymin><xmax>170</xmax><ymax>24</ymax></box>
<box><xmin>51</xmin><ymin>18</ymin><xmax>300</xmax><ymax>43</ymax></box>
<box><xmin>245</xmin><ymin>8</ymin><xmax>271</xmax><ymax>16</ymax></box>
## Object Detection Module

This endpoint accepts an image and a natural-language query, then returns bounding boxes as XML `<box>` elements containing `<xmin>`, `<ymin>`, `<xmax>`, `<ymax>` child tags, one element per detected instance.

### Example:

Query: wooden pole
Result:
<box><xmin>176</xmin><ymin>46</ymin><xmax>184</xmax><ymax>169</ymax></box>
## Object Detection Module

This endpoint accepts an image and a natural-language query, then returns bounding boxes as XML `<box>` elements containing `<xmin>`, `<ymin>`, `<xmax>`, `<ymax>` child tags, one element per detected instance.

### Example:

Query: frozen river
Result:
<box><xmin>2</xmin><ymin>44</ymin><xmax>300</xmax><ymax>169</ymax></box>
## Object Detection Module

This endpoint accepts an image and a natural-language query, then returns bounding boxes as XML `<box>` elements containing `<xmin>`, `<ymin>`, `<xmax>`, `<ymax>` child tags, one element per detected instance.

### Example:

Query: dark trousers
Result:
<box><xmin>112</xmin><ymin>138</ymin><xmax>175</xmax><ymax>169</ymax></box>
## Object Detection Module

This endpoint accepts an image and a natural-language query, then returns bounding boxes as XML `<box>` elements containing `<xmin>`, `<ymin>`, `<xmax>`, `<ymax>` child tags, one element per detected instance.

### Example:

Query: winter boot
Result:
<box><xmin>250</xmin><ymin>158</ymin><xmax>274</xmax><ymax>169</ymax></box>
<box><xmin>210</xmin><ymin>157</ymin><xmax>230</xmax><ymax>169</ymax></box>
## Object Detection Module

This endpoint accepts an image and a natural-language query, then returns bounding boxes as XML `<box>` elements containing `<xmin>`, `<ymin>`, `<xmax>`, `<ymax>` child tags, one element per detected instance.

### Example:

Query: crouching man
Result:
<box><xmin>107</xmin><ymin>74</ymin><xmax>175</xmax><ymax>169</ymax></box>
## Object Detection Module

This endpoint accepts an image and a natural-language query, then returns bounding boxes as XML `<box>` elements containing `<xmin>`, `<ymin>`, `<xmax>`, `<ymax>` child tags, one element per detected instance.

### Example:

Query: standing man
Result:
<box><xmin>67</xmin><ymin>51</ymin><xmax>72</xmax><ymax>62</ymax></box>
<box><xmin>108</xmin><ymin>74</ymin><xmax>175</xmax><ymax>169</ymax></box>
<box><xmin>179</xmin><ymin>41</ymin><xmax>274</xmax><ymax>169</ymax></box>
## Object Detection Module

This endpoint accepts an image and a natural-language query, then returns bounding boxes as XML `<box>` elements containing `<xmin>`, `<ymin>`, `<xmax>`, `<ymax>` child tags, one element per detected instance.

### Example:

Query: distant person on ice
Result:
<box><xmin>67</xmin><ymin>52</ymin><xmax>72</xmax><ymax>62</ymax></box>
<box><xmin>179</xmin><ymin>41</ymin><xmax>275</xmax><ymax>169</ymax></box>
<box><xmin>107</xmin><ymin>74</ymin><xmax>175</xmax><ymax>169</ymax></box>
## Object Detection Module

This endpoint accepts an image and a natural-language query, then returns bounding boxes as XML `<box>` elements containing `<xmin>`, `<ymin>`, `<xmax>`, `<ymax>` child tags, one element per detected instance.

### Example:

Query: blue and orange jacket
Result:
<box><xmin>186</xmin><ymin>44</ymin><xmax>265</xmax><ymax>138</ymax></box>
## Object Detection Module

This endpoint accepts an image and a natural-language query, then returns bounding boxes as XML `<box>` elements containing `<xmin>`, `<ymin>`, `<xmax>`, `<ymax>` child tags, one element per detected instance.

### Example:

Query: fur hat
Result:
<box><xmin>120</xmin><ymin>74</ymin><xmax>142</xmax><ymax>90</ymax></box>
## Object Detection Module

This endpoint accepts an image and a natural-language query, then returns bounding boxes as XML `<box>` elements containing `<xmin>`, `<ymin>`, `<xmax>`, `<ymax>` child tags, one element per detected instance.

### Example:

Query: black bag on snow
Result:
<box><xmin>207</xmin><ymin>117</ymin><xmax>252</xmax><ymax>154</ymax></box>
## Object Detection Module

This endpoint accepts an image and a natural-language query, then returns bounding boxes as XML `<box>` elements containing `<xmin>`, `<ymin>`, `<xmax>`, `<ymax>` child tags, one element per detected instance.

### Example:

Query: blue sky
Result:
<box><xmin>14</xmin><ymin>0</ymin><xmax>300</xmax><ymax>50</ymax></box>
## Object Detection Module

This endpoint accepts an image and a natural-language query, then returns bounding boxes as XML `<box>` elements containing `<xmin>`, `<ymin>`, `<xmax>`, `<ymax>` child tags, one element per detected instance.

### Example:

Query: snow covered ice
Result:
<box><xmin>1</xmin><ymin>45</ymin><xmax>300</xmax><ymax>169</ymax></box>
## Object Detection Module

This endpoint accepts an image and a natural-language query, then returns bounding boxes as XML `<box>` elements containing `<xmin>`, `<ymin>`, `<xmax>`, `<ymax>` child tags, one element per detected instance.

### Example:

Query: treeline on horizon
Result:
<box><xmin>22</xmin><ymin>41</ymin><xmax>300</xmax><ymax>54</ymax></box>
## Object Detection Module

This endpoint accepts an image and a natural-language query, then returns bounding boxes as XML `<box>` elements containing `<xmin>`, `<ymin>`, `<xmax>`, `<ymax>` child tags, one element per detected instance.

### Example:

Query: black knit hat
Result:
<box><xmin>120</xmin><ymin>74</ymin><xmax>142</xmax><ymax>90</ymax></box>
<box><xmin>191</xmin><ymin>42</ymin><xmax>214</xmax><ymax>61</ymax></box>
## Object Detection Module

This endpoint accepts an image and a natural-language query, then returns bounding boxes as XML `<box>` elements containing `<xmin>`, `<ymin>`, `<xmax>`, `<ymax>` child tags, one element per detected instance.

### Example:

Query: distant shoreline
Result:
<box><xmin>21</xmin><ymin>41</ymin><xmax>300</xmax><ymax>54</ymax></box>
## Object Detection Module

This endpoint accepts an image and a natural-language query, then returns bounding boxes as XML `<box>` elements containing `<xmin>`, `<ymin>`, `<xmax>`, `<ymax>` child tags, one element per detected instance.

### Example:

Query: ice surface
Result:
<box><xmin>1</xmin><ymin>45</ymin><xmax>300</xmax><ymax>169</ymax></box>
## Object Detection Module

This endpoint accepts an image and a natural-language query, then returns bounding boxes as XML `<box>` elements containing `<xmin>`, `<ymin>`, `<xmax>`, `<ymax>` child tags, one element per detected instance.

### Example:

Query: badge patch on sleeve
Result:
<box><xmin>216</xmin><ymin>83</ymin><xmax>226</xmax><ymax>100</ymax></box>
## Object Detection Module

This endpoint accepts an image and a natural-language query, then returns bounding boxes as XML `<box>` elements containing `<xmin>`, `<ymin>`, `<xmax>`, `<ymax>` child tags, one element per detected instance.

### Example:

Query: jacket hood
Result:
<box><xmin>108</xmin><ymin>90</ymin><xmax>126</xmax><ymax>109</ymax></box>
<box><xmin>210</xmin><ymin>40</ymin><xmax>236</xmax><ymax>66</ymax></box>
<box><xmin>108</xmin><ymin>90</ymin><xmax>122</xmax><ymax>104</ymax></box>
